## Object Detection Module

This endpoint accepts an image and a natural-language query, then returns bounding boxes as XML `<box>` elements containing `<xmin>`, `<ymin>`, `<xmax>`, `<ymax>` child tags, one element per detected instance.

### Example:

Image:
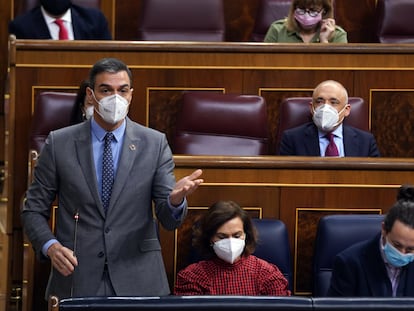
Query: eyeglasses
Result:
<box><xmin>295</xmin><ymin>7</ymin><xmax>323</xmax><ymax>17</ymax></box>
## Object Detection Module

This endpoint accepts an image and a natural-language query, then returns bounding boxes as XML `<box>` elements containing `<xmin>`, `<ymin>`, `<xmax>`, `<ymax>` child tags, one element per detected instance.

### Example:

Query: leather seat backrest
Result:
<box><xmin>173</xmin><ymin>92</ymin><xmax>269</xmax><ymax>155</ymax></box>
<box><xmin>312</xmin><ymin>214</ymin><xmax>384</xmax><ymax>297</ymax></box>
<box><xmin>252</xmin><ymin>218</ymin><xmax>293</xmax><ymax>291</ymax></box>
<box><xmin>30</xmin><ymin>91</ymin><xmax>77</xmax><ymax>154</ymax></box>
<box><xmin>251</xmin><ymin>0</ymin><xmax>292</xmax><ymax>42</ymax></box>
<box><xmin>137</xmin><ymin>0</ymin><xmax>225</xmax><ymax>41</ymax></box>
<box><xmin>376</xmin><ymin>0</ymin><xmax>414</xmax><ymax>43</ymax></box>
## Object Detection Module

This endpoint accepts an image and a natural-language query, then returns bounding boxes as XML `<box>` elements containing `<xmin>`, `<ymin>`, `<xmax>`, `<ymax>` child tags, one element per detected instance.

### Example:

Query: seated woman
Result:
<box><xmin>174</xmin><ymin>201</ymin><xmax>291</xmax><ymax>296</ymax></box>
<box><xmin>264</xmin><ymin>0</ymin><xmax>347</xmax><ymax>43</ymax></box>
<box><xmin>70</xmin><ymin>80</ymin><xmax>94</xmax><ymax>124</ymax></box>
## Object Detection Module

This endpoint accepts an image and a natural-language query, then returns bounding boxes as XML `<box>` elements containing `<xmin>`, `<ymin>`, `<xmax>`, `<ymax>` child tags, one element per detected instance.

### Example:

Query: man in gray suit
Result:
<box><xmin>22</xmin><ymin>58</ymin><xmax>203</xmax><ymax>299</ymax></box>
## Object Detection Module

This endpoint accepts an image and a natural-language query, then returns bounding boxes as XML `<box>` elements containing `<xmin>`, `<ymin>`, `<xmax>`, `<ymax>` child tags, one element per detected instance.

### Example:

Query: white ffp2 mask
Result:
<box><xmin>84</xmin><ymin>105</ymin><xmax>94</xmax><ymax>120</ymax></box>
<box><xmin>213</xmin><ymin>238</ymin><xmax>245</xmax><ymax>264</ymax></box>
<box><xmin>312</xmin><ymin>104</ymin><xmax>346</xmax><ymax>132</ymax></box>
<box><xmin>92</xmin><ymin>92</ymin><xmax>129</xmax><ymax>124</ymax></box>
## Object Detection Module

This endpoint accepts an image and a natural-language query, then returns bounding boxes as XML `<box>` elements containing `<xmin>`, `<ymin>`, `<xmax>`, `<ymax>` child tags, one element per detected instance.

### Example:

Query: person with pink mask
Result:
<box><xmin>264</xmin><ymin>0</ymin><xmax>347</xmax><ymax>43</ymax></box>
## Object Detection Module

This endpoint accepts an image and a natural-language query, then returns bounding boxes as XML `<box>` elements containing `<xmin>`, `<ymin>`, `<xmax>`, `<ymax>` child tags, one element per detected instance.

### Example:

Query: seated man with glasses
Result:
<box><xmin>264</xmin><ymin>0</ymin><xmax>347</xmax><ymax>43</ymax></box>
<box><xmin>278</xmin><ymin>80</ymin><xmax>380</xmax><ymax>157</ymax></box>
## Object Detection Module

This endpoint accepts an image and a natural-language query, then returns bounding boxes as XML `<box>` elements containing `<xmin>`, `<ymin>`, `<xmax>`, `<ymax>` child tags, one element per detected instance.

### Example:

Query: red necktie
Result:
<box><xmin>325</xmin><ymin>133</ymin><xmax>339</xmax><ymax>157</ymax></box>
<box><xmin>54</xmin><ymin>19</ymin><xmax>69</xmax><ymax>40</ymax></box>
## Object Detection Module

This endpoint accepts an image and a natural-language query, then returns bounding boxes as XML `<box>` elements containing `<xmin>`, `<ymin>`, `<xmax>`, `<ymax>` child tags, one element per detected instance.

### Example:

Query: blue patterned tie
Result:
<box><xmin>102</xmin><ymin>132</ymin><xmax>114</xmax><ymax>213</ymax></box>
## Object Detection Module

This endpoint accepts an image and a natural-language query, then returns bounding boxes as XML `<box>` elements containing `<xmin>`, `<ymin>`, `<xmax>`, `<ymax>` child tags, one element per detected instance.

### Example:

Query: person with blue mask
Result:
<box><xmin>328</xmin><ymin>185</ymin><xmax>414</xmax><ymax>297</ymax></box>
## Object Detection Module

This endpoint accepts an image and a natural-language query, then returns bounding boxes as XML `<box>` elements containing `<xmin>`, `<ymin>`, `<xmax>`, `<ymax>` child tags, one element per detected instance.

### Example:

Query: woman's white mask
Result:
<box><xmin>213</xmin><ymin>238</ymin><xmax>245</xmax><ymax>264</ymax></box>
<box><xmin>92</xmin><ymin>92</ymin><xmax>130</xmax><ymax>124</ymax></box>
<box><xmin>84</xmin><ymin>105</ymin><xmax>94</xmax><ymax>120</ymax></box>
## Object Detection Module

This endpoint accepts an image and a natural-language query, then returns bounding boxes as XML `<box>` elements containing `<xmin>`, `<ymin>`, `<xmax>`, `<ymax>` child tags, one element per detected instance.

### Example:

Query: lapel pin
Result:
<box><xmin>129</xmin><ymin>144</ymin><xmax>136</xmax><ymax>151</ymax></box>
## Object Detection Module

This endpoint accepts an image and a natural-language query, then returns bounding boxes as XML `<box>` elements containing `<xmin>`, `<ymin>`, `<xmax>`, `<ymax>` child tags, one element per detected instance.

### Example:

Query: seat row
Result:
<box><xmin>47</xmin><ymin>214</ymin><xmax>385</xmax><ymax>311</ymax></box>
<box><xmin>188</xmin><ymin>214</ymin><xmax>383</xmax><ymax>297</ymax></box>
<box><xmin>30</xmin><ymin>91</ymin><xmax>369</xmax><ymax>156</ymax></box>
<box><xmin>312</xmin><ymin>214</ymin><xmax>384</xmax><ymax>296</ymax></box>
<box><xmin>173</xmin><ymin>92</ymin><xmax>369</xmax><ymax>156</ymax></box>
<box><xmin>141</xmin><ymin>0</ymin><xmax>414</xmax><ymax>43</ymax></box>
<box><xmin>16</xmin><ymin>0</ymin><xmax>414</xmax><ymax>43</ymax></box>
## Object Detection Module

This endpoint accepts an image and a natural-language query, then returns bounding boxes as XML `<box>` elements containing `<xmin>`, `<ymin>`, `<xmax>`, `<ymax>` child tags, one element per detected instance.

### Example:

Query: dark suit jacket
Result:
<box><xmin>328</xmin><ymin>233</ymin><xmax>414</xmax><ymax>297</ymax></box>
<box><xmin>279</xmin><ymin>122</ymin><xmax>380</xmax><ymax>157</ymax></box>
<box><xmin>9</xmin><ymin>4</ymin><xmax>111</xmax><ymax>40</ymax></box>
<box><xmin>22</xmin><ymin>118</ymin><xmax>185</xmax><ymax>298</ymax></box>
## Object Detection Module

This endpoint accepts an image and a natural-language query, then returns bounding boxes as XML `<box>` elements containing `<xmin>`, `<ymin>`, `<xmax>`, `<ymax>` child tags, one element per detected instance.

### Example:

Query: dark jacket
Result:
<box><xmin>279</xmin><ymin>122</ymin><xmax>380</xmax><ymax>157</ymax></box>
<box><xmin>328</xmin><ymin>233</ymin><xmax>414</xmax><ymax>297</ymax></box>
<box><xmin>9</xmin><ymin>4</ymin><xmax>111</xmax><ymax>40</ymax></box>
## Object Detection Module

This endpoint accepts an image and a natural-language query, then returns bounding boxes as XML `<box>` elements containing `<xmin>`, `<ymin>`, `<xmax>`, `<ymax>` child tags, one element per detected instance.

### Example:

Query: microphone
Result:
<box><xmin>73</xmin><ymin>210</ymin><xmax>79</xmax><ymax>256</ymax></box>
<box><xmin>70</xmin><ymin>210</ymin><xmax>79</xmax><ymax>297</ymax></box>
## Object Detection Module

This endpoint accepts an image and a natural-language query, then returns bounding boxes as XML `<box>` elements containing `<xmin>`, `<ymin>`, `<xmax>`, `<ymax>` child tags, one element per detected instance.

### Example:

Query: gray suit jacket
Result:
<box><xmin>22</xmin><ymin>118</ymin><xmax>186</xmax><ymax>298</ymax></box>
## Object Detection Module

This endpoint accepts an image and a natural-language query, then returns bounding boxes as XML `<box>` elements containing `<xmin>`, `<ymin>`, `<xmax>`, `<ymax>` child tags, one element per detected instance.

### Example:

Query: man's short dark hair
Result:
<box><xmin>89</xmin><ymin>58</ymin><xmax>133</xmax><ymax>90</ymax></box>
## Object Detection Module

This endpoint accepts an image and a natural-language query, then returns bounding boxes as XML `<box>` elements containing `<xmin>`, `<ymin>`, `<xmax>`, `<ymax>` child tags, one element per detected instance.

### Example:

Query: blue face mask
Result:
<box><xmin>383</xmin><ymin>240</ymin><xmax>414</xmax><ymax>267</ymax></box>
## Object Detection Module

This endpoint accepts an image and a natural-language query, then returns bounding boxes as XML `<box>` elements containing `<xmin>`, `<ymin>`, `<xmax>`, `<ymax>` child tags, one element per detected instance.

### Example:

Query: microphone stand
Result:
<box><xmin>70</xmin><ymin>210</ymin><xmax>79</xmax><ymax>297</ymax></box>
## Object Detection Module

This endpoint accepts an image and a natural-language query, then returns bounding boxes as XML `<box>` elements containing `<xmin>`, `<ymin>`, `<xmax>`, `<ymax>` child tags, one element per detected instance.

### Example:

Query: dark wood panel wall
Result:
<box><xmin>0</xmin><ymin>0</ymin><xmax>380</xmax><ymax>163</ymax></box>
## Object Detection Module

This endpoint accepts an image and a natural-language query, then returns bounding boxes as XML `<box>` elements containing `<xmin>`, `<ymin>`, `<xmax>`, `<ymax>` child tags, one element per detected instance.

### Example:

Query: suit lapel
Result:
<box><xmin>304</xmin><ymin>123</ymin><xmax>321</xmax><ymax>156</ymax></box>
<box><xmin>403</xmin><ymin>264</ymin><xmax>414</xmax><ymax>296</ymax></box>
<box><xmin>362</xmin><ymin>236</ymin><xmax>391</xmax><ymax>296</ymax></box>
<box><xmin>71</xmin><ymin>7</ymin><xmax>84</xmax><ymax>39</ymax></box>
<box><xmin>75</xmin><ymin>123</ymin><xmax>105</xmax><ymax>217</ymax></box>
<box><xmin>107</xmin><ymin>120</ymin><xmax>141</xmax><ymax>216</ymax></box>
<box><xmin>35</xmin><ymin>9</ymin><xmax>53</xmax><ymax>39</ymax></box>
<box><xmin>343</xmin><ymin>126</ymin><xmax>358</xmax><ymax>156</ymax></box>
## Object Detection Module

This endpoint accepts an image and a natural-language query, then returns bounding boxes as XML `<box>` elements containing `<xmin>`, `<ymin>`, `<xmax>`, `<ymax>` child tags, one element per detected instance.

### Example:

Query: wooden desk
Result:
<box><xmin>170</xmin><ymin>156</ymin><xmax>412</xmax><ymax>294</ymax></box>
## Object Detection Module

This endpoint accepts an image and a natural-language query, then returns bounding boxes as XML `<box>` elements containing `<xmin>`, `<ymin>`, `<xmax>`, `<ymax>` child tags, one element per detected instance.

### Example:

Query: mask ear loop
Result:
<box><xmin>334</xmin><ymin>104</ymin><xmax>350</xmax><ymax>127</ymax></box>
<box><xmin>89</xmin><ymin>89</ymin><xmax>99</xmax><ymax>104</ymax></box>
<box><xmin>89</xmin><ymin>90</ymin><xmax>107</xmax><ymax>120</ymax></box>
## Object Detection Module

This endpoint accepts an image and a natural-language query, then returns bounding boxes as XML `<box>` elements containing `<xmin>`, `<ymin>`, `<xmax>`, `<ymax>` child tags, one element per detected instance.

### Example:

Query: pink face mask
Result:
<box><xmin>294</xmin><ymin>9</ymin><xmax>323</xmax><ymax>30</ymax></box>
